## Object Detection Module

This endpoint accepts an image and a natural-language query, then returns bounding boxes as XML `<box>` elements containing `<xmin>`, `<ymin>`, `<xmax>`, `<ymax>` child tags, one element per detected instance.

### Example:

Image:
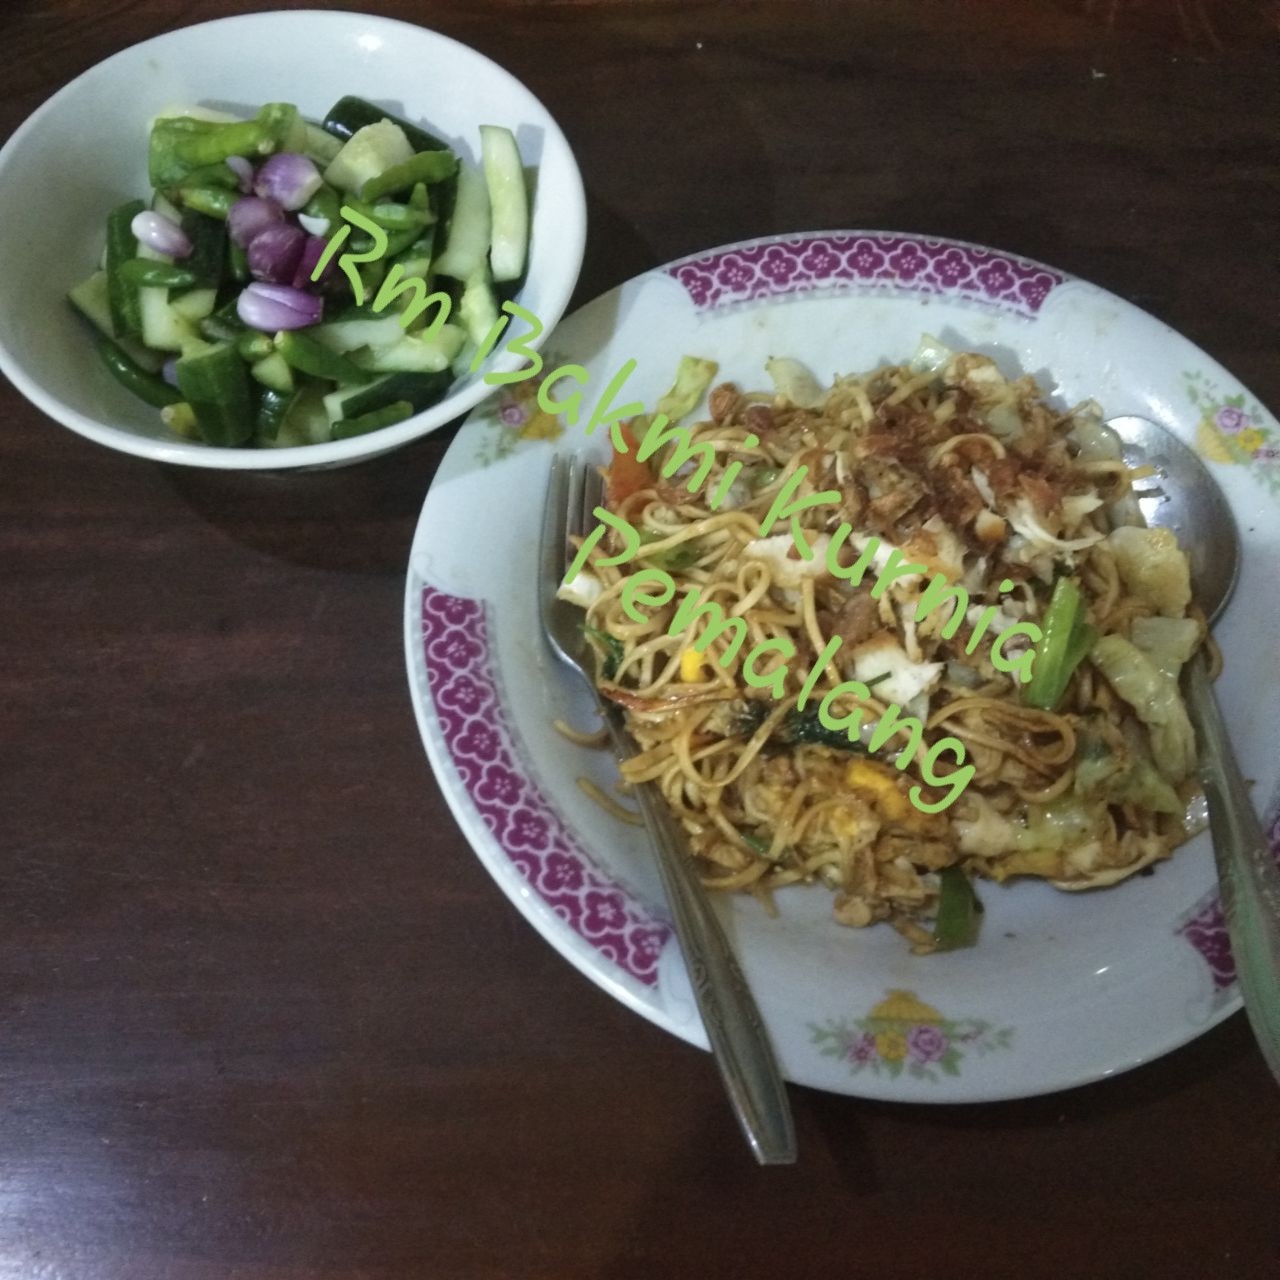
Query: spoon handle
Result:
<box><xmin>601</xmin><ymin>711</ymin><xmax>797</xmax><ymax>1165</ymax></box>
<box><xmin>1185</xmin><ymin>652</ymin><xmax>1280</xmax><ymax>1081</ymax></box>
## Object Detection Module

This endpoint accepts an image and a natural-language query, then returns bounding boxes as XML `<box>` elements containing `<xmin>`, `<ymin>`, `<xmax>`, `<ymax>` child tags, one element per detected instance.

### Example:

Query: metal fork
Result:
<box><xmin>539</xmin><ymin>453</ymin><xmax>797</xmax><ymax>1165</ymax></box>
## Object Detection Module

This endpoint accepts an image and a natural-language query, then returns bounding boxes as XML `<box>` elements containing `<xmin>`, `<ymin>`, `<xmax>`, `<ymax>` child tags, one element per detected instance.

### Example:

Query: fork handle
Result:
<box><xmin>1185</xmin><ymin>652</ymin><xmax>1280</xmax><ymax>1082</ymax></box>
<box><xmin>603</xmin><ymin>715</ymin><xmax>796</xmax><ymax>1165</ymax></box>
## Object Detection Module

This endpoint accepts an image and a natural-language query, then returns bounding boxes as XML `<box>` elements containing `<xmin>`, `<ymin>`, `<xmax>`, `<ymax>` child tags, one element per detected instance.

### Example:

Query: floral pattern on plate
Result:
<box><xmin>420</xmin><ymin>586</ymin><xmax>670</xmax><ymax>985</ymax></box>
<box><xmin>1187</xmin><ymin>370</ymin><xmax>1280</xmax><ymax>497</ymax></box>
<box><xmin>1175</xmin><ymin>806</ymin><xmax>1280</xmax><ymax>992</ymax></box>
<box><xmin>473</xmin><ymin>353</ymin><xmax>570</xmax><ymax>467</ymax></box>
<box><xmin>810</xmin><ymin>989</ymin><xmax>1014</xmax><ymax>1082</ymax></box>
<box><xmin>665</xmin><ymin>232</ymin><xmax>1065</xmax><ymax>316</ymax></box>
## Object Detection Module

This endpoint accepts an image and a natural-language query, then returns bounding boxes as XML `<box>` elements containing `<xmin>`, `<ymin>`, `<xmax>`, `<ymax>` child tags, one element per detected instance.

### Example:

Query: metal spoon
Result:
<box><xmin>1107</xmin><ymin>416</ymin><xmax>1280</xmax><ymax>1080</ymax></box>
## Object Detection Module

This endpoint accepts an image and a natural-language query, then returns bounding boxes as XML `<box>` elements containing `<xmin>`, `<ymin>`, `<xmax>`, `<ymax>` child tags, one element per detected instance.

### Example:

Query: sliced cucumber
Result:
<box><xmin>332</xmin><ymin>399</ymin><xmax>414</xmax><ymax>440</ymax></box>
<box><xmin>136</xmin><ymin>241</ymin><xmax>170</xmax><ymax>266</ymax></box>
<box><xmin>432</xmin><ymin>163</ymin><xmax>491</xmax><ymax>281</ymax></box>
<box><xmin>161</xmin><ymin>401</ymin><xmax>200</xmax><ymax>438</ymax></box>
<box><xmin>277</xmin><ymin>385</ymin><xmax>339</xmax><ymax>446</ymax></box>
<box><xmin>132</xmin><ymin>226</ymin><xmax>193</xmax><ymax>350</ymax></box>
<box><xmin>174</xmin><ymin>341</ymin><xmax>254</xmax><ymax>446</ymax></box>
<box><xmin>170</xmin><ymin>288</ymin><xmax>217</xmax><ymax>321</ymax></box>
<box><xmin>250</xmin><ymin>351</ymin><xmax>295</xmax><ymax>393</ymax></box>
<box><xmin>198</xmin><ymin>296</ymin><xmax>246</xmax><ymax>342</ymax></box>
<box><xmin>321</xmin><ymin>96</ymin><xmax>450</xmax><ymax>155</ymax></box>
<box><xmin>105</xmin><ymin>199</ymin><xmax>146</xmax><ymax>337</ymax></box>
<box><xmin>322</xmin><ymin>370</ymin><xmax>453</xmax><ymax>425</ymax></box>
<box><xmin>303</xmin><ymin>121</ymin><xmax>343</xmax><ymax>166</ymax></box>
<box><xmin>479</xmin><ymin>126</ymin><xmax>528</xmax><ymax>283</ymax></box>
<box><xmin>275</xmin><ymin>331</ymin><xmax>368</xmax><ymax>385</ymax></box>
<box><xmin>139</xmin><ymin>286</ymin><xmax>196</xmax><ymax>352</ymax></box>
<box><xmin>323</xmin><ymin>120</ymin><xmax>415</xmax><ymax>195</ymax></box>
<box><xmin>352</xmin><ymin>324</ymin><xmax>466</xmax><ymax>374</ymax></box>
<box><xmin>458</xmin><ymin>268</ymin><xmax>500</xmax><ymax>346</ymax></box>
<box><xmin>179</xmin><ymin>210</ymin><xmax>227</xmax><ymax>289</ymax></box>
<box><xmin>254</xmin><ymin>388</ymin><xmax>298</xmax><ymax>444</ymax></box>
<box><xmin>67</xmin><ymin>272</ymin><xmax>164</xmax><ymax>372</ymax></box>
<box><xmin>395</xmin><ymin>225</ymin><xmax>436</xmax><ymax>284</ymax></box>
<box><xmin>151</xmin><ymin>104</ymin><xmax>242</xmax><ymax>127</ymax></box>
<box><xmin>309</xmin><ymin>314</ymin><xmax>406</xmax><ymax>354</ymax></box>
<box><xmin>68</xmin><ymin>272</ymin><xmax>115</xmax><ymax>335</ymax></box>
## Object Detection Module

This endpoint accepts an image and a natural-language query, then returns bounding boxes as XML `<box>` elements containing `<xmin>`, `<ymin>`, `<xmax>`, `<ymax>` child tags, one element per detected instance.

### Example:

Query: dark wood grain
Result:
<box><xmin>2</xmin><ymin>2</ymin><xmax>1278</xmax><ymax>1277</ymax></box>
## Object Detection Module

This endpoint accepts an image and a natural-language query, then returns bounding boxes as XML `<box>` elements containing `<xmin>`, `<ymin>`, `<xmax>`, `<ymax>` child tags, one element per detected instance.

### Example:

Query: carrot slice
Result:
<box><xmin>606</xmin><ymin>422</ymin><xmax>654</xmax><ymax>507</ymax></box>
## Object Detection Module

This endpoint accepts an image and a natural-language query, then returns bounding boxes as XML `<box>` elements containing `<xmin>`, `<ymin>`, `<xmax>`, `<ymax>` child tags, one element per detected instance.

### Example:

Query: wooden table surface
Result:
<box><xmin>2</xmin><ymin>1</ymin><xmax>1278</xmax><ymax>1276</ymax></box>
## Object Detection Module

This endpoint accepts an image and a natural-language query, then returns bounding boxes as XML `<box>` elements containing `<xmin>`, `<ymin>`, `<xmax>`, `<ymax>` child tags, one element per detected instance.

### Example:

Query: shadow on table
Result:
<box><xmin>593</xmin><ymin>1013</ymin><xmax>1255</xmax><ymax>1279</ymax></box>
<box><xmin>574</xmin><ymin>185</ymin><xmax>661</xmax><ymax>304</ymax></box>
<box><xmin>159</xmin><ymin>414</ymin><xmax>461</xmax><ymax>575</ymax></box>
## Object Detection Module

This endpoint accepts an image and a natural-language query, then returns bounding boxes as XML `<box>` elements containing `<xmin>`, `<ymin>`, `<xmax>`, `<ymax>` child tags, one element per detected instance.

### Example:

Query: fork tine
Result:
<box><xmin>566</xmin><ymin>455</ymin><xmax>588</xmax><ymax>551</ymax></box>
<box><xmin>540</xmin><ymin>454</ymin><xmax>569</xmax><ymax>599</ymax></box>
<box><xmin>582</xmin><ymin>462</ymin><xmax>604</xmax><ymax>538</ymax></box>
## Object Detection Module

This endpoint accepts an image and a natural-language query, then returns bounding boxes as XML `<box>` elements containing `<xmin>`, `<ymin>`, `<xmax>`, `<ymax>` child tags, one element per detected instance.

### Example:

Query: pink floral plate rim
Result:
<box><xmin>416</xmin><ymin>585</ymin><xmax>671</xmax><ymax>993</ymax></box>
<box><xmin>662</xmin><ymin>229</ymin><xmax>1068</xmax><ymax>316</ymax></box>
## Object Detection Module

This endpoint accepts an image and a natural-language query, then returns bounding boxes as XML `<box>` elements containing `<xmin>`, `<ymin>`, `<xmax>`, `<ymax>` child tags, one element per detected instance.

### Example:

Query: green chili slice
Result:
<box><xmin>117</xmin><ymin>260</ymin><xmax>200</xmax><ymax>289</ymax></box>
<box><xmin>96</xmin><ymin>338</ymin><xmax>182</xmax><ymax>409</ymax></box>
<box><xmin>1024</xmin><ymin>577</ymin><xmax>1097</xmax><ymax>710</ymax></box>
<box><xmin>330</xmin><ymin>399</ymin><xmax>415</xmax><ymax>440</ymax></box>
<box><xmin>933</xmin><ymin>867</ymin><xmax>983</xmax><ymax>951</ymax></box>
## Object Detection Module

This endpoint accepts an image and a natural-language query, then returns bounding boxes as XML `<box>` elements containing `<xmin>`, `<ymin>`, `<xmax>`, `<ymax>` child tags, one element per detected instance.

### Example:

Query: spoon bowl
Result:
<box><xmin>1105</xmin><ymin>414</ymin><xmax>1280</xmax><ymax>1085</ymax></box>
<box><xmin>1105</xmin><ymin>415</ymin><xmax>1241</xmax><ymax>623</ymax></box>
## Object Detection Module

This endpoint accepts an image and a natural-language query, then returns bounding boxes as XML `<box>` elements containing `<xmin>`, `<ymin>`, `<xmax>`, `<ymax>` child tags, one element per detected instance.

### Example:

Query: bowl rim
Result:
<box><xmin>0</xmin><ymin>8</ymin><xmax>587</xmax><ymax>470</ymax></box>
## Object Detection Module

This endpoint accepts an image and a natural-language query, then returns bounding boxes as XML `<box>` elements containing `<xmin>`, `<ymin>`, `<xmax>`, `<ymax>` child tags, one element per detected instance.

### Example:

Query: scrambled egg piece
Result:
<box><xmin>849</xmin><ymin>634</ymin><xmax>944</xmax><ymax>706</ymax></box>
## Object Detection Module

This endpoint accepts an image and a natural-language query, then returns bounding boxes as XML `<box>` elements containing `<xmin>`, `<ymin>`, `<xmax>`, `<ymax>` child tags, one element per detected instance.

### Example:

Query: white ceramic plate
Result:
<box><xmin>0</xmin><ymin>10</ymin><xmax>585</xmax><ymax>469</ymax></box>
<box><xmin>404</xmin><ymin>231</ymin><xmax>1280</xmax><ymax>1101</ymax></box>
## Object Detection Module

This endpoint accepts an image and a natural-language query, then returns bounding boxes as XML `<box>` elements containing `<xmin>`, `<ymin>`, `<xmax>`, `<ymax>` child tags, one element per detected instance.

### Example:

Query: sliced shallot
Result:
<box><xmin>130</xmin><ymin>210</ymin><xmax>192</xmax><ymax>259</ymax></box>
<box><xmin>236</xmin><ymin>282</ymin><xmax>323</xmax><ymax>331</ymax></box>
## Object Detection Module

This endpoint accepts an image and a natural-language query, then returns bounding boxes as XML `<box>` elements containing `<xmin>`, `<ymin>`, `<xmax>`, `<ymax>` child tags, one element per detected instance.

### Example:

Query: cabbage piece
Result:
<box><xmin>1106</xmin><ymin>526</ymin><xmax>1192</xmax><ymax>617</ymax></box>
<box><xmin>945</xmin><ymin>660</ymin><xmax>985</xmax><ymax>689</ymax></box>
<box><xmin>1150</xmin><ymin>719</ymin><xmax>1197</xmax><ymax>785</ymax></box>
<box><xmin>957</xmin><ymin>796</ymin><xmax>1112</xmax><ymax>882</ymax></box>
<box><xmin>764</xmin><ymin>356</ymin><xmax>823</xmax><ymax>409</ymax></box>
<box><xmin>1073</xmin><ymin>719</ymin><xmax>1181</xmax><ymax>814</ymax></box>
<box><xmin>955</xmin><ymin>794</ymin><xmax>1096</xmax><ymax>858</ymax></box>
<box><xmin>1113</xmin><ymin>721</ymin><xmax>1183</xmax><ymax>814</ymax></box>
<box><xmin>1017</xmin><ymin>798</ymin><xmax>1098</xmax><ymax>850</ymax></box>
<box><xmin>1007</xmin><ymin>497</ymin><xmax>1105</xmax><ymax>554</ymax></box>
<box><xmin>982</xmin><ymin>402</ymin><xmax>1025</xmax><ymax>439</ymax></box>
<box><xmin>1066</xmin><ymin>408</ymin><xmax>1148</xmax><ymax>527</ymax></box>
<box><xmin>954</xmin><ymin>794</ymin><xmax>1022</xmax><ymax>857</ymax></box>
<box><xmin>944</xmin><ymin>352</ymin><xmax>1009</xmax><ymax>402</ymax></box>
<box><xmin>934</xmin><ymin>353</ymin><xmax>1024</xmax><ymax>437</ymax></box>
<box><xmin>1066</xmin><ymin>403</ymin><xmax>1116</xmax><ymax>462</ymax></box>
<box><xmin>1002</xmin><ymin>533</ymin><xmax>1056</xmax><ymax>583</ymax></box>
<box><xmin>1074</xmin><ymin>723</ymin><xmax>1126</xmax><ymax>797</ymax></box>
<box><xmin>971</xmin><ymin>466</ymin><xmax>997</xmax><ymax>507</ymax></box>
<box><xmin>910</xmin><ymin>333</ymin><xmax>955</xmax><ymax>377</ymax></box>
<box><xmin>656</xmin><ymin>355</ymin><xmax>719</xmax><ymax>423</ymax></box>
<box><xmin>1130</xmin><ymin>615</ymin><xmax>1201</xmax><ymax>679</ymax></box>
<box><xmin>1060</xmin><ymin>492</ymin><xmax>1104</xmax><ymax>527</ymax></box>
<box><xmin>1090</xmin><ymin>634</ymin><xmax>1196</xmax><ymax>780</ymax></box>
<box><xmin>1050</xmin><ymin>833</ymin><xmax>1169</xmax><ymax>890</ymax></box>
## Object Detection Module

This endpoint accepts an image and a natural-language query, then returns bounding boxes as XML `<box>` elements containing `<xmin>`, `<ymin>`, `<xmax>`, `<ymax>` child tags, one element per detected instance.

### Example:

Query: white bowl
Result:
<box><xmin>0</xmin><ymin>10</ymin><xmax>586</xmax><ymax>469</ymax></box>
